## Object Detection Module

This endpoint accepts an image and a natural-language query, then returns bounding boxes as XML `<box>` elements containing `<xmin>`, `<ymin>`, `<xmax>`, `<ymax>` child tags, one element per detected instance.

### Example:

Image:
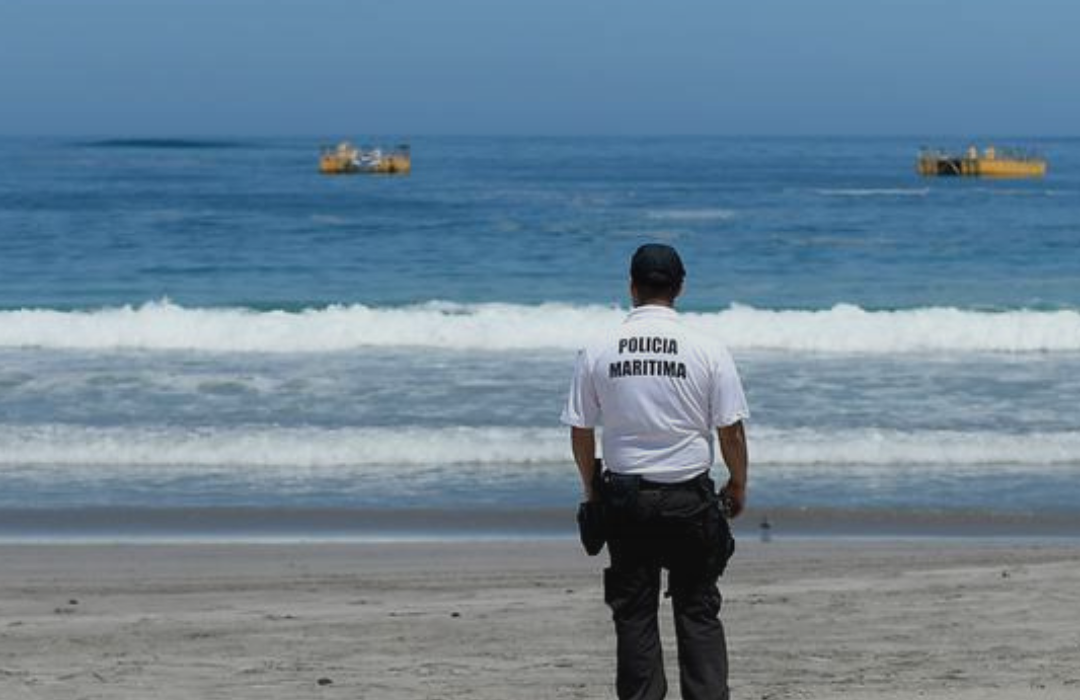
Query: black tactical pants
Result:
<box><xmin>602</xmin><ymin>473</ymin><xmax>732</xmax><ymax>700</ymax></box>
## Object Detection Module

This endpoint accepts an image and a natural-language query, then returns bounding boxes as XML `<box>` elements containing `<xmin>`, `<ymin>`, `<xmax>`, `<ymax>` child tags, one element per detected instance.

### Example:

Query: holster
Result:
<box><xmin>576</xmin><ymin>458</ymin><xmax>607</xmax><ymax>556</ymax></box>
<box><xmin>704</xmin><ymin>483</ymin><xmax>736</xmax><ymax>578</ymax></box>
<box><xmin>600</xmin><ymin>470</ymin><xmax>641</xmax><ymax>511</ymax></box>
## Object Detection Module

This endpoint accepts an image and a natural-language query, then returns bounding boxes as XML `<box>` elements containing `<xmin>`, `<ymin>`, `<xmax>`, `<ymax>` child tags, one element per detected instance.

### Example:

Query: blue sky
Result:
<box><xmin>1</xmin><ymin>0</ymin><xmax>1075</xmax><ymax>136</ymax></box>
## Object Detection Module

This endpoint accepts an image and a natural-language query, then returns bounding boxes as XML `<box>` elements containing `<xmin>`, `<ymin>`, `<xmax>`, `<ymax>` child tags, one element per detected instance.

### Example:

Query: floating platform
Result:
<box><xmin>917</xmin><ymin>145</ymin><xmax>1046</xmax><ymax>179</ymax></box>
<box><xmin>319</xmin><ymin>142</ymin><xmax>411</xmax><ymax>175</ymax></box>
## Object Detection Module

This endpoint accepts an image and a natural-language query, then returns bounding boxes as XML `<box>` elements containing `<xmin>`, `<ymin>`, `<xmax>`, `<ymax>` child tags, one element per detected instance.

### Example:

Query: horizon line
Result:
<box><xmin>2</xmin><ymin>132</ymin><xmax>1078</xmax><ymax>142</ymax></box>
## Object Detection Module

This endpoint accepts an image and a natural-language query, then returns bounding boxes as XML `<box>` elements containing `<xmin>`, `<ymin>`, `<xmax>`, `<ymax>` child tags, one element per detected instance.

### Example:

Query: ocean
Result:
<box><xmin>1</xmin><ymin>136</ymin><xmax>1078</xmax><ymax>539</ymax></box>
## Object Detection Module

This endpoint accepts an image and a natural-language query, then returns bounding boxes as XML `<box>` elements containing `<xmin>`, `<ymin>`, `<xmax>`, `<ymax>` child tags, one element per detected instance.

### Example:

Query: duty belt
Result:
<box><xmin>637</xmin><ymin>472</ymin><xmax>709</xmax><ymax>491</ymax></box>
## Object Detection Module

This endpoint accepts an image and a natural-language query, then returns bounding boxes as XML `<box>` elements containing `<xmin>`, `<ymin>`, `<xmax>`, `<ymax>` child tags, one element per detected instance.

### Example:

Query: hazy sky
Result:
<box><xmin>1</xmin><ymin>0</ymin><xmax>1076</xmax><ymax>136</ymax></box>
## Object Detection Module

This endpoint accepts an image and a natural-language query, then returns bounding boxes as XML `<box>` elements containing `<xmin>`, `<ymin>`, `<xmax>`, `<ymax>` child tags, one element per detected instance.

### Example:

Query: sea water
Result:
<box><xmin>1</xmin><ymin>136</ymin><xmax>1078</xmax><ymax>536</ymax></box>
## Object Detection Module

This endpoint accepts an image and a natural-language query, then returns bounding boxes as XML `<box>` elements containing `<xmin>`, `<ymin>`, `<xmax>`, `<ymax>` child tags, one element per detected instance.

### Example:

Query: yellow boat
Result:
<box><xmin>917</xmin><ymin>145</ymin><xmax>1046</xmax><ymax>179</ymax></box>
<box><xmin>319</xmin><ymin>142</ymin><xmax>411</xmax><ymax>175</ymax></box>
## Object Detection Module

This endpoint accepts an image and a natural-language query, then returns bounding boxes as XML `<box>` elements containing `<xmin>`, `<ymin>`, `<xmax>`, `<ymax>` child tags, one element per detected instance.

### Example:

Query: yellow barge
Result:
<box><xmin>917</xmin><ymin>145</ymin><xmax>1046</xmax><ymax>179</ymax></box>
<box><xmin>319</xmin><ymin>142</ymin><xmax>411</xmax><ymax>175</ymax></box>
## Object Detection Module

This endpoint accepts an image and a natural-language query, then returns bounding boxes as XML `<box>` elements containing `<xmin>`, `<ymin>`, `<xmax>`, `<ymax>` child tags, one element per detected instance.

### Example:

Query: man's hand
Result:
<box><xmin>720</xmin><ymin>478</ymin><xmax>746</xmax><ymax>519</ymax></box>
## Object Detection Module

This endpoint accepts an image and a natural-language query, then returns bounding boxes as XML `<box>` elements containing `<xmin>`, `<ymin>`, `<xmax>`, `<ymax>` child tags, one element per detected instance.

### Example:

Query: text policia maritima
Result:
<box><xmin>609</xmin><ymin>335</ymin><xmax>688</xmax><ymax>379</ymax></box>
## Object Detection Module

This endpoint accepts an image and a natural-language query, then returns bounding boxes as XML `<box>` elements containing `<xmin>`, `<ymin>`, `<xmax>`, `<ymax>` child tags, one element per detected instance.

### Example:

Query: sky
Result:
<box><xmin>1</xmin><ymin>0</ymin><xmax>1076</xmax><ymax>136</ymax></box>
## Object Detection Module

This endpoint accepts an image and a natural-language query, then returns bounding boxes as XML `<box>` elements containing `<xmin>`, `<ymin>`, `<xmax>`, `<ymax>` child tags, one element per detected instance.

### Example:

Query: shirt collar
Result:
<box><xmin>625</xmin><ymin>304</ymin><xmax>679</xmax><ymax>322</ymax></box>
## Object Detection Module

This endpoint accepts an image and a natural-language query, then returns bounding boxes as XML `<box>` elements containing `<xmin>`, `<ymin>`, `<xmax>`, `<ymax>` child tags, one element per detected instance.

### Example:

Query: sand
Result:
<box><xmin>1</xmin><ymin>538</ymin><xmax>1078</xmax><ymax>699</ymax></box>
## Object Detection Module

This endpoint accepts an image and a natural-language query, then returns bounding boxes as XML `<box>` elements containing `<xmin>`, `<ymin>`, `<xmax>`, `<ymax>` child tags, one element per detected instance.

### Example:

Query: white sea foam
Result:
<box><xmin>1</xmin><ymin>301</ymin><xmax>1079</xmax><ymax>354</ymax></box>
<box><xmin>815</xmin><ymin>188</ymin><xmax>930</xmax><ymax>197</ymax></box>
<box><xmin>1</xmin><ymin>425</ymin><xmax>1078</xmax><ymax>474</ymax></box>
<box><xmin>645</xmin><ymin>208</ymin><xmax>736</xmax><ymax>221</ymax></box>
<box><xmin>0</xmin><ymin>425</ymin><xmax>563</xmax><ymax>471</ymax></box>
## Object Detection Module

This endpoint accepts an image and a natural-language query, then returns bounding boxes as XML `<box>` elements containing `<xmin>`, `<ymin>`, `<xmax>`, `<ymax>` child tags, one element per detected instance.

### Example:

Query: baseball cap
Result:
<box><xmin>630</xmin><ymin>243</ymin><xmax>686</xmax><ymax>288</ymax></box>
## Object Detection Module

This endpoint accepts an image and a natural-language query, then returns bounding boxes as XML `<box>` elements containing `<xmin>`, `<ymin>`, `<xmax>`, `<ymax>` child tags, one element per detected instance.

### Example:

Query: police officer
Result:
<box><xmin>562</xmin><ymin>243</ymin><xmax>750</xmax><ymax>700</ymax></box>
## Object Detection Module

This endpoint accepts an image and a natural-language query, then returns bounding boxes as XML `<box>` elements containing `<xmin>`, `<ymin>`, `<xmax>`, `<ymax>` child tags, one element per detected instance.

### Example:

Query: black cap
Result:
<box><xmin>631</xmin><ymin>243</ymin><xmax>685</xmax><ymax>289</ymax></box>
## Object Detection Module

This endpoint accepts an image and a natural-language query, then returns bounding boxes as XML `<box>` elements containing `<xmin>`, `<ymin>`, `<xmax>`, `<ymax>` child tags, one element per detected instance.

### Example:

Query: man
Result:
<box><xmin>561</xmin><ymin>243</ymin><xmax>750</xmax><ymax>700</ymax></box>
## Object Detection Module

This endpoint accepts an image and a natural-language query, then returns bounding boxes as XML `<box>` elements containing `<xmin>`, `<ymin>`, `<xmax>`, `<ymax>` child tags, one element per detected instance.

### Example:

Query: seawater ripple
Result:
<box><xmin>1</xmin><ymin>301</ymin><xmax>1079</xmax><ymax>353</ymax></box>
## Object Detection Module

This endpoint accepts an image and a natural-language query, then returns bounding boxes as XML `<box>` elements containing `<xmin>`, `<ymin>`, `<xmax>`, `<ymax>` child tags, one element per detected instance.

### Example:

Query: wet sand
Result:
<box><xmin>1</xmin><ymin>539</ymin><xmax>1078</xmax><ymax>699</ymax></box>
<box><xmin>3</xmin><ymin>505</ymin><xmax>1078</xmax><ymax>540</ymax></box>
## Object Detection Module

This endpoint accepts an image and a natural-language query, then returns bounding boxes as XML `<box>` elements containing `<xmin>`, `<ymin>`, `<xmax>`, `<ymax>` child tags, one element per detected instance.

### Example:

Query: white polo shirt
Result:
<box><xmin>560</xmin><ymin>304</ymin><xmax>749</xmax><ymax>483</ymax></box>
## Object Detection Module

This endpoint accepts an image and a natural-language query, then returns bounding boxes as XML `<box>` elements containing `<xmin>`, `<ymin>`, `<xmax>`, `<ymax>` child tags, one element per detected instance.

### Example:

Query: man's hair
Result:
<box><xmin>631</xmin><ymin>244</ymin><xmax>685</xmax><ymax>302</ymax></box>
<box><xmin>634</xmin><ymin>273</ymin><xmax>683</xmax><ymax>302</ymax></box>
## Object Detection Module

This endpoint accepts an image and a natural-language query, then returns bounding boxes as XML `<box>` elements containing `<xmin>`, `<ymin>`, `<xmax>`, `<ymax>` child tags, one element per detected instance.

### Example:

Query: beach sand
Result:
<box><xmin>1</xmin><ymin>538</ymin><xmax>1078</xmax><ymax>699</ymax></box>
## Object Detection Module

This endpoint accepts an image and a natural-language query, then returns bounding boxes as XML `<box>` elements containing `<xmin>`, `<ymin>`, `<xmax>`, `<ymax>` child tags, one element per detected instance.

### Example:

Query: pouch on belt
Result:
<box><xmin>601</xmin><ymin>470</ymin><xmax>640</xmax><ymax>511</ymax></box>
<box><xmin>576</xmin><ymin>458</ymin><xmax>607</xmax><ymax>556</ymax></box>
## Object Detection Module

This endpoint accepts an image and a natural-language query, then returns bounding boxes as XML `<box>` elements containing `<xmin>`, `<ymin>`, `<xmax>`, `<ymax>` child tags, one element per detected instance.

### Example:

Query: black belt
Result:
<box><xmin>637</xmin><ymin>472</ymin><xmax>709</xmax><ymax>491</ymax></box>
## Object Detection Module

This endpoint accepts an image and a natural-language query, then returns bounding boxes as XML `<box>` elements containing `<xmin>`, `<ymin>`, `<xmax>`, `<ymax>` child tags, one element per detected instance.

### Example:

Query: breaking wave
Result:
<box><xmin>1</xmin><ymin>301</ymin><xmax>1079</xmax><ymax>354</ymax></box>
<box><xmin>1</xmin><ymin>425</ymin><xmax>1078</xmax><ymax>472</ymax></box>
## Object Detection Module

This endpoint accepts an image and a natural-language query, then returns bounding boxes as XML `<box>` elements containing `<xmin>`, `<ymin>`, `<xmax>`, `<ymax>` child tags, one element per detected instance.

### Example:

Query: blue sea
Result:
<box><xmin>1</xmin><ymin>136</ymin><xmax>1078</xmax><ymax>538</ymax></box>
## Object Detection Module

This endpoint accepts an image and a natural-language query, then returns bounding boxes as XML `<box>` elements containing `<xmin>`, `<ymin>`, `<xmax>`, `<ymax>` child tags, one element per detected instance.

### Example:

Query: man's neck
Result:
<box><xmin>633</xmin><ymin>299</ymin><xmax>675</xmax><ymax>309</ymax></box>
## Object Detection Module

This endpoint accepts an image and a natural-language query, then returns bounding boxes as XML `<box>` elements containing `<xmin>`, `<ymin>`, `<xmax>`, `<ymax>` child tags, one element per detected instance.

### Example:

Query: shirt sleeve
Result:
<box><xmin>560</xmin><ymin>348</ymin><xmax>601</xmax><ymax>428</ymax></box>
<box><xmin>710</xmin><ymin>347</ymin><xmax>750</xmax><ymax>428</ymax></box>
